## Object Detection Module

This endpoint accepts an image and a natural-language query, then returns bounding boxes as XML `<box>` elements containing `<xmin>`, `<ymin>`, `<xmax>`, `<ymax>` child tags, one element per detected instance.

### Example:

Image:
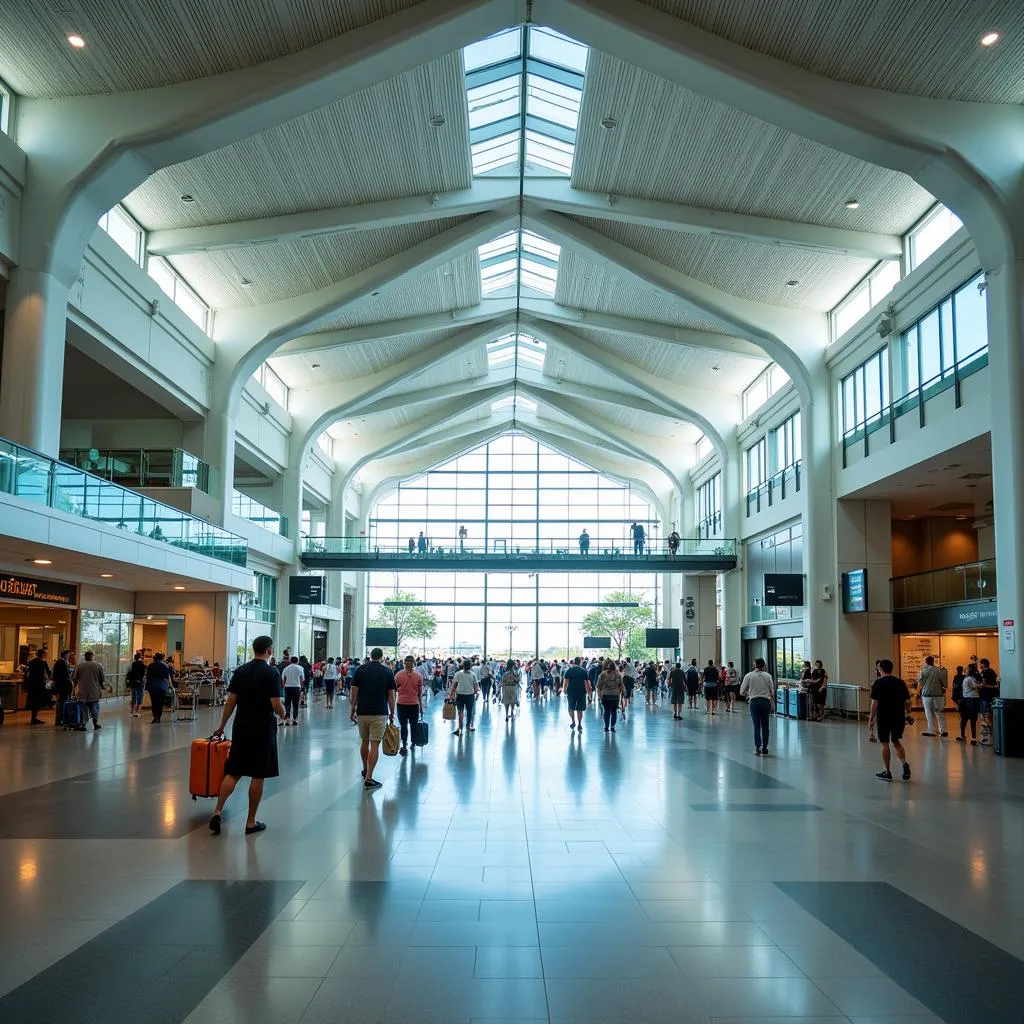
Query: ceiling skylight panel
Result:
<box><xmin>464</xmin><ymin>29</ymin><xmax>522</xmax><ymax>73</ymax></box>
<box><xmin>528</xmin><ymin>27</ymin><xmax>588</xmax><ymax>73</ymax></box>
<box><xmin>467</xmin><ymin>76</ymin><xmax>520</xmax><ymax>130</ymax></box>
<box><xmin>526</xmin><ymin>74</ymin><xmax>581</xmax><ymax>130</ymax></box>
<box><xmin>522</xmin><ymin>231</ymin><xmax>560</xmax><ymax>263</ymax></box>
<box><xmin>518</xmin><ymin>335</ymin><xmax>547</xmax><ymax>368</ymax></box>
<box><xmin>471</xmin><ymin>133</ymin><xmax>519</xmax><ymax>175</ymax></box>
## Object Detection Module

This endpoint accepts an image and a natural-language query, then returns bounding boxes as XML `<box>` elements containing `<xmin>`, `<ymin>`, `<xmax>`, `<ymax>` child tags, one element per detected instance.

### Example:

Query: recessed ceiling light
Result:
<box><xmin>31</xmin><ymin>558</ymin><xmax>53</xmax><ymax>566</ymax></box>
<box><xmin>67</xmin><ymin>34</ymin><xmax>86</xmax><ymax>48</ymax></box>
<box><xmin>601</xmin><ymin>116</ymin><xmax>618</xmax><ymax>130</ymax></box>
<box><xmin>99</xmin><ymin>573</ymin><xmax>114</xmax><ymax>578</ymax></box>
<box><xmin>844</xmin><ymin>198</ymin><xmax>860</xmax><ymax>209</ymax></box>
<box><xmin>173</xmin><ymin>585</ymin><xmax>186</xmax><ymax>591</ymax></box>
<box><xmin>180</xmin><ymin>194</ymin><xmax>195</xmax><ymax>204</ymax></box>
<box><xmin>428</xmin><ymin>114</ymin><xmax>446</xmax><ymax>128</ymax></box>
<box><xmin>786</xmin><ymin>280</ymin><xmax>800</xmax><ymax>287</ymax></box>
<box><xmin>311</xmin><ymin>363</ymin><xmax>321</xmax><ymax>369</ymax></box>
<box><xmin>980</xmin><ymin>31</ymin><xmax>1000</xmax><ymax>47</ymax></box>
<box><xmin>240</xmin><ymin>278</ymin><xmax>252</xmax><ymax>288</ymax></box>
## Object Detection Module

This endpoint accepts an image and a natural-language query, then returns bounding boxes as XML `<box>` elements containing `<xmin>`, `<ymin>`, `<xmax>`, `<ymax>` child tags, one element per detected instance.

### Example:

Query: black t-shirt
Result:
<box><xmin>669</xmin><ymin>668</ymin><xmax>686</xmax><ymax>689</ymax></box>
<box><xmin>564</xmin><ymin>666</ymin><xmax>589</xmax><ymax>695</ymax></box>
<box><xmin>644</xmin><ymin>665</ymin><xmax>658</xmax><ymax>685</ymax></box>
<box><xmin>52</xmin><ymin>658</ymin><xmax>73</xmax><ymax>695</ymax></box>
<box><xmin>686</xmin><ymin>666</ymin><xmax>700</xmax><ymax>686</ymax></box>
<box><xmin>979</xmin><ymin>668</ymin><xmax>1000</xmax><ymax>698</ymax></box>
<box><xmin>229</xmin><ymin>659</ymin><xmax>284</xmax><ymax>729</ymax></box>
<box><xmin>870</xmin><ymin>674</ymin><xmax>910</xmax><ymax>718</ymax></box>
<box><xmin>704</xmin><ymin>666</ymin><xmax>720</xmax><ymax>684</ymax></box>
<box><xmin>352</xmin><ymin>660</ymin><xmax>397</xmax><ymax>715</ymax></box>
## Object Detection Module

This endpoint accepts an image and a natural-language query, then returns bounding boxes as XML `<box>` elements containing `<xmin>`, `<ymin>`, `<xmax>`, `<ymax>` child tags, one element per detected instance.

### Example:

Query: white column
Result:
<box><xmin>204</xmin><ymin>410</ymin><xmax>236</xmax><ymax>527</ymax></box>
<box><xmin>801</xmin><ymin>370</ymin><xmax>839</xmax><ymax>673</ymax></box>
<box><xmin>720</xmin><ymin>433</ymin><xmax>746</xmax><ymax>666</ymax></box>
<box><xmin>681</xmin><ymin>575</ymin><xmax>717</xmax><ymax>665</ymax></box>
<box><xmin>985</xmin><ymin>257</ymin><xmax>1024</xmax><ymax>699</ymax></box>
<box><xmin>0</xmin><ymin>268</ymin><xmax>69</xmax><ymax>453</ymax></box>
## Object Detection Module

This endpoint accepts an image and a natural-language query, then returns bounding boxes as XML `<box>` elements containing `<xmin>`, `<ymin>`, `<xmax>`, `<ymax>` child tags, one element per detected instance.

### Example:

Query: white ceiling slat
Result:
<box><xmin>638</xmin><ymin>0</ymin><xmax>1024</xmax><ymax>103</ymax></box>
<box><xmin>572</xmin><ymin>51</ymin><xmax>935</xmax><ymax>234</ymax></box>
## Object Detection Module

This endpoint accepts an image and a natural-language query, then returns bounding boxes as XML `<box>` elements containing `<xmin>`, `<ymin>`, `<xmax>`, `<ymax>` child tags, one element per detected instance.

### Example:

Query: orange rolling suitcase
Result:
<box><xmin>190</xmin><ymin>737</ymin><xmax>231</xmax><ymax>800</ymax></box>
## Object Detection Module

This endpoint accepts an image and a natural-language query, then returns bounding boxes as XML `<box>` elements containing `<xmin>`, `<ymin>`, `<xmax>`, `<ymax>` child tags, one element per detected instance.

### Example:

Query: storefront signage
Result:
<box><xmin>893</xmin><ymin>600</ymin><xmax>998</xmax><ymax>635</ymax></box>
<box><xmin>0</xmin><ymin>573</ymin><xmax>78</xmax><ymax>607</ymax></box>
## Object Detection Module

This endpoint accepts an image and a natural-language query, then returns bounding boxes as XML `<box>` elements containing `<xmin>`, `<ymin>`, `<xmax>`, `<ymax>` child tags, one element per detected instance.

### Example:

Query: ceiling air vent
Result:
<box><xmin>959</xmin><ymin>472</ymin><xmax>990</xmax><ymax>480</ymax></box>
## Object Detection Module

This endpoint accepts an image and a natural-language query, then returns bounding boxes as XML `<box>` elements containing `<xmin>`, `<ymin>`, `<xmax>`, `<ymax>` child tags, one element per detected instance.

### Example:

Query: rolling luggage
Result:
<box><xmin>413</xmin><ymin>719</ymin><xmax>429</xmax><ymax>747</ymax></box>
<box><xmin>189</xmin><ymin>737</ymin><xmax>231</xmax><ymax>800</ymax></box>
<box><xmin>61</xmin><ymin>699</ymin><xmax>84</xmax><ymax>731</ymax></box>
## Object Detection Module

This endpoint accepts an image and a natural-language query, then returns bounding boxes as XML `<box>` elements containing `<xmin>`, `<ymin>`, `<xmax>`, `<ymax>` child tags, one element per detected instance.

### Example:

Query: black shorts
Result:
<box><xmin>704</xmin><ymin>686</ymin><xmax>720</xmax><ymax>700</ymax></box>
<box><xmin>623</xmin><ymin>679</ymin><xmax>635</xmax><ymax>696</ymax></box>
<box><xmin>566</xmin><ymin>692</ymin><xmax>587</xmax><ymax>712</ymax></box>
<box><xmin>876</xmin><ymin>717</ymin><xmax>906</xmax><ymax>743</ymax></box>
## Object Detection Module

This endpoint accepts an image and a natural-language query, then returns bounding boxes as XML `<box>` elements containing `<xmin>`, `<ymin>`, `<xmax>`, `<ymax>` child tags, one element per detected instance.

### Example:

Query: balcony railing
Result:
<box><xmin>232</xmin><ymin>490</ymin><xmax>289</xmax><ymax>538</ymax></box>
<box><xmin>303</xmin><ymin>535</ymin><xmax>736</xmax><ymax>559</ymax></box>
<box><xmin>696</xmin><ymin>512</ymin><xmax>722</xmax><ymax>540</ymax></box>
<box><xmin>59</xmin><ymin>447</ymin><xmax>212</xmax><ymax>493</ymax></box>
<box><xmin>0</xmin><ymin>438</ymin><xmax>247</xmax><ymax>568</ymax></box>
<box><xmin>891</xmin><ymin>559</ymin><xmax>996</xmax><ymax>611</ymax></box>
<box><xmin>745</xmin><ymin>461</ymin><xmax>802</xmax><ymax>517</ymax></box>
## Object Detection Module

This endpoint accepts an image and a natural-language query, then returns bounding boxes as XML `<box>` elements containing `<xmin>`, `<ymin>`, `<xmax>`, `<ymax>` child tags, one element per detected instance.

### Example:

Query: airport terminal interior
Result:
<box><xmin>0</xmin><ymin>1</ymin><xmax>1023</xmax><ymax>1021</ymax></box>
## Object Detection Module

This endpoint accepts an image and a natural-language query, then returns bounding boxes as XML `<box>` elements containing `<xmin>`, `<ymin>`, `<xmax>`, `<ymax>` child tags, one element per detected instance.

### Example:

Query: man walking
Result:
<box><xmin>394</xmin><ymin>654</ymin><xmax>423</xmax><ymax>756</ymax></box>
<box><xmin>563</xmin><ymin>657</ymin><xmax>591</xmax><ymax>732</ymax></box>
<box><xmin>869</xmin><ymin>659</ymin><xmax>913</xmax><ymax>782</ymax></box>
<box><xmin>740</xmin><ymin>658</ymin><xmax>775</xmax><ymax>755</ymax></box>
<box><xmin>350</xmin><ymin>648</ymin><xmax>397</xmax><ymax>789</ymax></box>
<box><xmin>72</xmin><ymin>651</ymin><xmax>109</xmax><ymax>730</ymax></box>
<box><xmin>917</xmin><ymin>656</ymin><xmax>947</xmax><ymax>737</ymax></box>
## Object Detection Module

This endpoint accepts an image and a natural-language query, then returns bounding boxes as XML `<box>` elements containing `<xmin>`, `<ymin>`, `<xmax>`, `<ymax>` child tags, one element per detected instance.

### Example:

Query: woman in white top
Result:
<box><xmin>448</xmin><ymin>659</ymin><xmax>480</xmax><ymax>735</ymax></box>
<box><xmin>957</xmin><ymin>668</ymin><xmax>981</xmax><ymax>745</ymax></box>
<box><xmin>322</xmin><ymin>657</ymin><xmax>339</xmax><ymax>709</ymax></box>
<box><xmin>500</xmin><ymin>661</ymin><xmax>521</xmax><ymax>721</ymax></box>
<box><xmin>530</xmin><ymin>659</ymin><xmax>546</xmax><ymax>700</ymax></box>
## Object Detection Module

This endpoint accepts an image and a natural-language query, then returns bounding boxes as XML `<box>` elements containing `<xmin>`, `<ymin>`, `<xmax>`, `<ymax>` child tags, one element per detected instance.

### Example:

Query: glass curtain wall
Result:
<box><xmin>78</xmin><ymin>610</ymin><xmax>132</xmax><ymax>693</ymax></box>
<box><xmin>369</xmin><ymin>434</ymin><xmax>661</xmax><ymax>659</ymax></box>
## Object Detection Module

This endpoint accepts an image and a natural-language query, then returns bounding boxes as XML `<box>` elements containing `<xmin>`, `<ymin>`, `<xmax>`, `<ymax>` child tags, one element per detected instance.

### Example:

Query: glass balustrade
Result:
<box><xmin>891</xmin><ymin>559</ymin><xmax>996</xmax><ymax>611</ymax></box>
<box><xmin>232</xmin><ymin>491</ymin><xmax>289</xmax><ymax>538</ymax></box>
<box><xmin>59</xmin><ymin>447</ymin><xmax>212</xmax><ymax>493</ymax></box>
<box><xmin>1</xmin><ymin>438</ymin><xmax>246</xmax><ymax>567</ymax></box>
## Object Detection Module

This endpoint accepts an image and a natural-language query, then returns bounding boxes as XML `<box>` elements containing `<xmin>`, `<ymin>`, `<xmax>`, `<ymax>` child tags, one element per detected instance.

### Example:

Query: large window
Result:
<box><xmin>98</xmin><ymin>205</ymin><xmax>145</xmax><ymax>264</ymax></box>
<box><xmin>78</xmin><ymin>610</ymin><xmax>132</xmax><ymax>692</ymax></box>
<box><xmin>744</xmin><ymin>437</ymin><xmax>767</xmax><ymax>494</ymax></box>
<box><xmin>907</xmin><ymin>204</ymin><xmax>963</xmax><ymax>271</ymax></box>
<box><xmin>832</xmin><ymin>260</ymin><xmax>901</xmax><ymax>340</ymax></box>
<box><xmin>773</xmin><ymin>413</ymin><xmax>801</xmax><ymax>472</ymax></box>
<box><xmin>368</xmin><ymin>434</ymin><xmax>660</xmax><ymax>658</ymax></box>
<box><xmin>251</xmin><ymin>362</ymin><xmax>289</xmax><ymax>410</ymax></box>
<box><xmin>695</xmin><ymin>473</ymin><xmax>721</xmax><ymax>539</ymax></box>
<box><xmin>0</xmin><ymin>78</ymin><xmax>13</xmax><ymax>136</ymax></box>
<box><xmin>147</xmin><ymin>256</ymin><xmax>210</xmax><ymax>332</ymax></box>
<box><xmin>893</xmin><ymin>272</ymin><xmax>988</xmax><ymax>401</ymax></box>
<box><xmin>742</xmin><ymin>364</ymin><xmax>790</xmax><ymax>419</ymax></box>
<box><xmin>840</xmin><ymin>348</ymin><xmax>889</xmax><ymax>438</ymax></box>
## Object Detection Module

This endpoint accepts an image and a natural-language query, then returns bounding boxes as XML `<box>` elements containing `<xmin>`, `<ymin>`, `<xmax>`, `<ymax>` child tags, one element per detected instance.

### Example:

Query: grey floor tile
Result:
<box><xmin>186</xmin><ymin>976</ymin><xmax>323</xmax><ymax>1024</ymax></box>
<box><xmin>670</xmin><ymin>944</ymin><xmax>804</xmax><ymax>977</ymax></box>
<box><xmin>474</xmin><ymin>946</ymin><xmax>544</xmax><ymax>978</ymax></box>
<box><xmin>542</xmin><ymin>944</ymin><xmax>680</xmax><ymax>979</ymax></box>
<box><xmin>811</xmin><ymin>976</ymin><xmax>934</xmax><ymax>1017</ymax></box>
<box><xmin>299</xmin><ymin>977</ymin><xmax>394</xmax><ymax>1023</ymax></box>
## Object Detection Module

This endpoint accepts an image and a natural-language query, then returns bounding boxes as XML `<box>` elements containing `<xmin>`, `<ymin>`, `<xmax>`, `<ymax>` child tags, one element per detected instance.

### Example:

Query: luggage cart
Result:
<box><xmin>174</xmin><ymin>681</ymin><xmax>199</xmax><ymax>721</ymax></box>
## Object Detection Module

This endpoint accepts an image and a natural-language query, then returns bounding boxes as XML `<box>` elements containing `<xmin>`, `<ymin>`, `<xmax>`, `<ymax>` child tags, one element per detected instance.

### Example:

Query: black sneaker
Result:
<box><xmin>364</xmin><ymin>778</ymin><xmax>382</xmax><ymax>789</ymax></box>
<box><xmin>400</xmin><ymin>747</ymin><xmax>408</xmax><ymax>757</ymax></box>
<box><xmin>875</xmin><ymin>770</ymin><xmax>893</xmax><ymax>781</ymax></box>
<box><xmin>209</xmin><ymin>814</ymin><xmax>221</xmax><ymax>835</ymax></box>
<box><xmin>902</xmin><ymin>762</ymin><xmax>911</xmax><ymax>781</ymax></box>
<box><xmin>244</xmin><ymin>821</ymin><xmax>267</xmax><ymax>835</ymax></box>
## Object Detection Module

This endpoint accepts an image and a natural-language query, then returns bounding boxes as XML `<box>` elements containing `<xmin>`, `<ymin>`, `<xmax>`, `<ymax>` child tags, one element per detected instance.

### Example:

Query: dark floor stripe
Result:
<box><xmin>0</xmin><ymin>880</ymin><xmax>301</xmax><ymax>1024</ymax></box>
<box><xmin>776</xmin><ymin>881</ymin><xmax>1024</xmax><ymax>1024</ymax></box>
<box><xmin>690</xmin><ymin>802</ymin><xmax>821</xmax><ymax>811</ymax></box>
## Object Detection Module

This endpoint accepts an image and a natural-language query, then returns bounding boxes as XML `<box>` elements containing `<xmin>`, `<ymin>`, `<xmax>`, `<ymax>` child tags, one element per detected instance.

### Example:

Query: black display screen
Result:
<box><xmin>288</xmin><ymin>575</ymin><xmax>325</xmax><ymax>604</ymax></box>
<box><xmin>583</xmin><ymin>636</ymin><xmax>612</xmax><ymax>649</ymax></box>
<box><xmin>646</xmin><ymin>628</ymin><xmax>680</xmax><ymax>648</ymax></box>
<box><xmin>842</xmin><ymin>569</ymin><xmax>868</xmax><ymax>613</ymax></box>
<box><xmin>364</xmin><ymin>627</ymin><xmax>399</xmax><ymax>647</ymax></box>
<box><xmin>764</xmin><ymin>573</ymin><xmax>804</xmax><ymax>606</ymax></box>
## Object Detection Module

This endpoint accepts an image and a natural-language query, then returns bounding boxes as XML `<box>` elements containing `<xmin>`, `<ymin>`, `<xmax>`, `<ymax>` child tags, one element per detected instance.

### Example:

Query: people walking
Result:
<box><xmin>703</xmin><ymin>660</ymin><xmax>721</xmax><ymax>715</ymax></box>
<box><xmin>685</xmin><ymin>659</ymin><xmax>700</xmax><ymax>709</ymax></box>
<box><xmin>52</xmin><ymin>649</ymin><xmax>74</xmax><ymax>728</ymax></box>
<box><xmin>395</xmin><ymin>654</ymin><xmax>423</xmax><ymax>756</ymax></box>
<box><xmin>281</xmin><ymin>656</ymin><xmax>304</xmax><ymax>725</ymax></box>
<box><xmin>145</xmin><ymin>652</ymin><xmax>173</xmax><ymax>723</ymax></box>
<box><xmin>596</xmin><ymin>659</ymin><xmax>626</xmax><ymax>731</ymax></box>
<box><xmin>563</xmin><ymin>657</ymin><xmax>591</xmax><ymax>731</ymax></box>
<box><xmin>126</xmin><ymin>652</ymin><xmax>146</xmax><ymax>717</ymax></box>
<box><xmin>323</xmin><ymin>657</ymin><xmax>339</xmax><ymax>709</ymax></box>
<box><xmin>740</xmin><ymin>658</ymin><xmax>775</xmax><ymax>755</ymax></box>
<box><xmin>869</xmin><ymin>659</ymin><xmax>912</xmax><ymax>782</ymax></box>
<box><xmin>350</xmin><ymin>647</ymin><xmax>397</xmax><ymax>790</ymax></box>
<box><xmin>500</xmin><ymin>660</ymin><xmax>520</xmax><ymax>721</ymax></box>
<box><xmin>957</xmin><ymin>666</ymin><xmax>982</xmax><ymax>744</ymax></box>
<box><xmin>449</xmin><ymin>659</ymin><xmax>479</xmax><ymax>735</ymax></box>
<box><xmin>24</xmin><ymin>649</ymin><xmax>51</xmax><ymax>725</ymax></box>
<box><xmin>72</xmin><ymin>651</ymin><xmax>109</xmax><ymax>730</ymax></box>
<box><xmin>669</xmin><ymin>661</ymin><xmax>687</xmax><ymax>718</ymax></box>
<box><xmin>643</xmin><ymin>661</ymin><xmax>659</xmax><ymax>705</ymax></box>
<box><xmin>917</xmin><ymin>656</ymin><xmax>948</xmax><ymax>737</ymax></box>
<box><xmin>209</xmin><ymin>635</ymin><xmax>287</xmax><ymax>835</ymax></box>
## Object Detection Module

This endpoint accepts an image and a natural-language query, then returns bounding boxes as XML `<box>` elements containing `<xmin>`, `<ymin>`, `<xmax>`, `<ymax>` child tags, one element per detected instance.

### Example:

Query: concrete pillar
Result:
<box><xmin>719</xmin><ymin>431</ymin><xmax>745</xmax><ymax>665</ymax></box>
<box><xmin>204</xmin><ymin>409</ymin><xmax>236</xmax><ymax>527</ymax></box>
<box><xmin>835</xmin><ymin>499</ymin><xmax>893</xmax><ymax>685</ymax></box>
<box><xmin>0</xmin><ymin>268</ymin><xmax>69</xmax><ymax>453</ymax></box>
<box><xmin>801</xmin><ymin>370</ymin><xmax>839</xmax><ymax>674</ymax></box>
<box><xmin>681</xmin><ymin>575</ymin><xmax>717</xmax><ymax>665</ymax></box>
<box><xmin>985</xmin><ymin>257</ymin><xmax>1024</xmax><ymax>700</ymax></box>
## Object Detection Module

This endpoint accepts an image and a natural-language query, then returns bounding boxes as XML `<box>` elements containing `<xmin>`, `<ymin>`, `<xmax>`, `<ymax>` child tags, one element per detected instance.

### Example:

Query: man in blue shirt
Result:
<box><xmin>563</xmin><ymin>657</ymin><xmax>592</xmax><ymax>731</ymax></box>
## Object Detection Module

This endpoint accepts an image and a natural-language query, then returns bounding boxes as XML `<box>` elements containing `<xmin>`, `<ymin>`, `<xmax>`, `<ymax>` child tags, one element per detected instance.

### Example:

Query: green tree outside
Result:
<box><xmin>370</xmin><ymin>593</ymin><xmax>438</xmax><ymax>656</ymax></box>
<box><xmin>579</xmin><ymin>591</ymin><xmax>654</xmax><ymax>658</ymax></box>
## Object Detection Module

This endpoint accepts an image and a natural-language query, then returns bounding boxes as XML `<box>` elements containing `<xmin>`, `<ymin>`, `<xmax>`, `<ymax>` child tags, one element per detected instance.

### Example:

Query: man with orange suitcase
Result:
<box><xmin>207</xmin><ymin>635</ymin><xmax>287</xmax><ymax>836</ymax></box>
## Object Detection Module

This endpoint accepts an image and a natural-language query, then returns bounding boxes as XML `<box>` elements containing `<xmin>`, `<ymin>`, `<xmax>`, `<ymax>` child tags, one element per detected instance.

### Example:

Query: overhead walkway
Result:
<box><xmin>299</xmin><ymin>536</ymin><xmax>737</xmax><ymax>573</ymax></box>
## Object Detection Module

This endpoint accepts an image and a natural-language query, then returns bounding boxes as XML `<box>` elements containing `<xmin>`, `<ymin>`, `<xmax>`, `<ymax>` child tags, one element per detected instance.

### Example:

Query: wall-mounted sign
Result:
<box><xmin>288</xmin><ymin>575</ymin><xmax>326</xmax><ymax>605</ymax></box>
<box><xmin>0</xmin><ymin>574</ymin><xmax>78</xmax><ymax>607</ymax></box>
<box><xmin>893</xmin><ymin>600</ymin><xmax>998</xmax><ymax>635</ymax></box>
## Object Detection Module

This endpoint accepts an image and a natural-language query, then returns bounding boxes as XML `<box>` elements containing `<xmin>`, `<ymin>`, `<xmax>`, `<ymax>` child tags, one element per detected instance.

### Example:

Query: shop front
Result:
<box><xmin>0</xmin><ymin>573</ymin><xmax>78</xmax><ymax>713</ymax></box>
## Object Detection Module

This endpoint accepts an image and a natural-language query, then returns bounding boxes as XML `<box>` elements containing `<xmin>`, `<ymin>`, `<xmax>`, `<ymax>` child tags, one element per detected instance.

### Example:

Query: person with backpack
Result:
<box><xmin>125</xmin><ymin>652</ymin><xmax>147</xmax><ymax>717</ymax></box>
<box><xmin>669</xmin><ymin>661</ymin><xmax>687</xmax><ymax>719</ymax></box>
<box><xmin>145</xmin><ymin>653</ymin><xmax>173</xmax><ymax>723</ymax></box>
<box><xmin>685</xmin><ymin>659</ymin><xmax>701</xmax><ymax>710</ymax></box>
<box><xmin>52</xmin><ymin>649</ymin><xmax>75</xmax><ymax>728</ymax></box>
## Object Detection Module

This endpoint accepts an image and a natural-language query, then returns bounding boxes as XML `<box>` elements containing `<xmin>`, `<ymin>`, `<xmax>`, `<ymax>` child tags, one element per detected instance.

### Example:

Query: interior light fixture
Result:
<box><xmin>67</xmin><ymin>34</ymin><xmax>86</xmax><ymax>48</ymax></box>
<box><xmin>99</xmin><ymin>573</ymin><xmax>114</xmax><ymax>578</ymax></box>
<box><xmin>428</xmin><ymin>114</ymin><xmax>446</xmax><ymax>128</ymax></box>
<box><xmin>173</xmin><ymin>585</ymin><xmax>187</xmax><ymax>591</ymax></box>
<box><xmin>600</xmin><ymin>116</ymin><xmax>618</xmax><ymax>130</ymax></box>
<box><xmin>31</xmin><ymin>558</ymin><xmax>53</xmax><ymax>566</ymax></box>
<box><xmin>786</xmin><ymin>280</ymin><xmax>800</xmax><ymax>287</ymax></box>
<box><xmin>240</xmin><ymin>278</ymin><xmax>253</xmax><ymax>287</ymax></box>
<box><xmin>180</xmin><ymin>194</ymin><xmax>195</xmax><ymax>204</ymax></box>
<box><xmin>980</xmin><ymin>31</ymin><xmax>1000</xmax><ymax>47</ymax></box>
<box><xmin>844</xmin><ymin>198</ymin><xmax>860</xmax><ymax>209</ymax></box>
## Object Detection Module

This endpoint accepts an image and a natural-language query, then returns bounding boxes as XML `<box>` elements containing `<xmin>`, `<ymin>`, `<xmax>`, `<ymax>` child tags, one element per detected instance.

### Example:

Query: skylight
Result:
<box><xmin>478</xmin><ymin>229</ymin><xmax>561</xmax><ymax>297</ymax></box>
<box><xmin>487</xmin><ymin>333</ymin><xmax>547</xmax><ymax>370</ymax></box>
<box><xmin>492</xmin><ymin>395</ymin><xmax>537</xmax><ymax>414</ymax></box>
<box><xmin>463</xmin><ymin>27</ymin><xmax>588</xmax><ymax>177</ymax></box>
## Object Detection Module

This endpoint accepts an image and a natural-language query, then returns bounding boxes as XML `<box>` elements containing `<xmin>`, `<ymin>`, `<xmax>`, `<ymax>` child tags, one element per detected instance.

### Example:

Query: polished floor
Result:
<box><xmin>1</xmin><ymin>691</ymin><xmax>1023</xmax><ymax>1023</ymax></box>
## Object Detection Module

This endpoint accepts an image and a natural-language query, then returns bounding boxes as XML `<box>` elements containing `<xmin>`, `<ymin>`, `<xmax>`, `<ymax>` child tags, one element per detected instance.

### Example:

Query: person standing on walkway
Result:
<box><xmin>917</xmin><ymin>656</ymin><xmax>948</xmax><ymax>737</ymax></box>
<box><xmin>578</xmin><ymin>529</ymin><xmax>590</xmax><ymax>555</ymax></box>
<box><xmin>458</xmin><ymin>524</ymin><xmax>468</xmax><ymax>553</ymax></box>
<box><xmin>632</xmin><ymin>522</ymin><xmax>646</xmax><ymax>555</ymax></box>
<box><xmin>350</xmin><ymin>647</ymin><xmax>397</xmax><ymax>790</ymax></box>
<box><xmin>145</xmin><ymin>652</ymin><xmax>173</xmax><ymax>723</ymax></box>
<box><xmin>395</xmin><ymin>654</ymin><xmax>423</xmax><ymax>756</ymax></box>
<box><xmin>978</xmin><ymin>658</ymin><xmax>1000</xmax><ymax>744</ymax></box>
<box><xmin>449</xmin><ymin>659</ymin><xmax>479</xmax><ymax>735</ymax></box>
<box><xmin>703</xmin><ymin>660</ymin><xmax>721</xmax><ymax>715</ymax></box>
<box><xmin>869</xmin><ymin>659</ymin><xmax>913</xmax><ymax>782</ymax></box>
<box><xmin>52</xmin><ymin>650</ymin><xmax>74</xmax><ymax>727</ymax></box>
<box><xmin>597</xmin><ymin>659</ymin><xmax>626</xmax><ymax>731</ymax></box>
<box><xmin>281</xmin><ymin>656</ymin><xmax>304</xmax><ymax>725</ymax></box>
<box><xmin>500</xmin><ymin>660</ymin><xmax>520</xmax><ymax>721</ymax></box>
<box><xmin>323</xmin><ymin>657</ymin><xmax>339</xmax><ymax>710</ymax></box>
<box><xmin>643</xmin><ymin>661</ymin><xmax>659</xmax><ymax>706</ymax></box>
<box><xmin>563</xmin><ymin>657</ymin><xmax>591</xmax><ymax>732</ymax></box>
<box><xmin>24</xmin><ymin>649</ymin><xmax>51</xmax><ymax>725</ymax></box>
<box><xmin>125</xmin><ymin>652</ymin><xmax>146</xmax><ymax>718</ymax></box>
<box><xmin>957</xmin><ymin>666</ymin><xmax>982</xmax><ymax>745</ymax></box>
<box><xmin>72</xmin><ymin>651</ymin><xmax>109</xmax><ymax>730</ymax></box>
<box><xmin>723</xmin><ymin>660</ymin><xmax>740</xmax><ymax>712</ymax></box>
<box><xmin>669</xmin><ymin>661</ymin><xmax>687</xmax><ymax>719</ymax></box>
<box><xmin>740</xmin><ymin>658</ymin><xmax>776</xmax><ymax>755</ymax></box>
<box><xmin>210</xmin><ymin>635</ymin><xmax>287</xmax><ymax>835</ymax></box>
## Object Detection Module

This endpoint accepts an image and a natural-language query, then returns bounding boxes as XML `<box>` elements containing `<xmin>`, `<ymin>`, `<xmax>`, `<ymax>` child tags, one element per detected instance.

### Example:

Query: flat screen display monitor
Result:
<box><xmin>364</xmin><ymin>627</ymin><xmax>399</xmax><ymax>648</ymax></box>
<box><xmin>646</xmin><ymin>627</ymin><xmax>680</xmax><ymax>648</ymax></box>
<box><xmin>288</xmin><ymin>575</ymin><xmax>325</xmax><ymax>604</ymax></box>
<box><xmin>583</xmin><ymin>636</ymin><xmax>612</xmax><ymax>649</ymax></box>
<box><xmin>764</xmin><ymin>573</ymin><xmax>804</xmax><ymax>606</ymax></box>
<box><xmin>842</xmin><ymin>568</ymin><xmax>868</xmax><ymax>613</ymax></box>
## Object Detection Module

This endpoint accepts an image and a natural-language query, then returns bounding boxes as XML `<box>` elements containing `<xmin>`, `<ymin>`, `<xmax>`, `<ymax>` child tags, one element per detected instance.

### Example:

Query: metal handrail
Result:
<box><xmin>891</xmin><ymin>558</ymin><xmax>996</xmax><ymax>611</ymax></box>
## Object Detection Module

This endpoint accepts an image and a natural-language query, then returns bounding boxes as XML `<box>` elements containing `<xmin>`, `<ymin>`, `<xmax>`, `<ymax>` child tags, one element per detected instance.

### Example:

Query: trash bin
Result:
<box><xmin>787</xmin><ymin>687</ymin><xmax>808</xmax><ymax>720</ymax></box>
<box><xmin>993</xmin><ymin>698</ymin><xmax>1024</xmax><ymax>757</ymax></box>
<box><xmin>776</xmin><ymin>686</ymin><xmax>788</xmax><ymax>717</ymax></box>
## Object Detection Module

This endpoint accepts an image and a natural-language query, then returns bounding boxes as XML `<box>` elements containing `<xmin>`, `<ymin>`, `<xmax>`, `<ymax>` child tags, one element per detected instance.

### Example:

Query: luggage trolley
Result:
<box><xmin>174</xmin><ymin>680</ymin><xmax>199</xmax><ymax>721</ymax></box>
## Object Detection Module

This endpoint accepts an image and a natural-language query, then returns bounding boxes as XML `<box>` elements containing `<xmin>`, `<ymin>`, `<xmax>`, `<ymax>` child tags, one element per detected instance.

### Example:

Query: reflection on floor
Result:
<box><xmin>1</xmin><ymin>692</ymin><xmax>1022</xmax><ymax>1023</ymax></box>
